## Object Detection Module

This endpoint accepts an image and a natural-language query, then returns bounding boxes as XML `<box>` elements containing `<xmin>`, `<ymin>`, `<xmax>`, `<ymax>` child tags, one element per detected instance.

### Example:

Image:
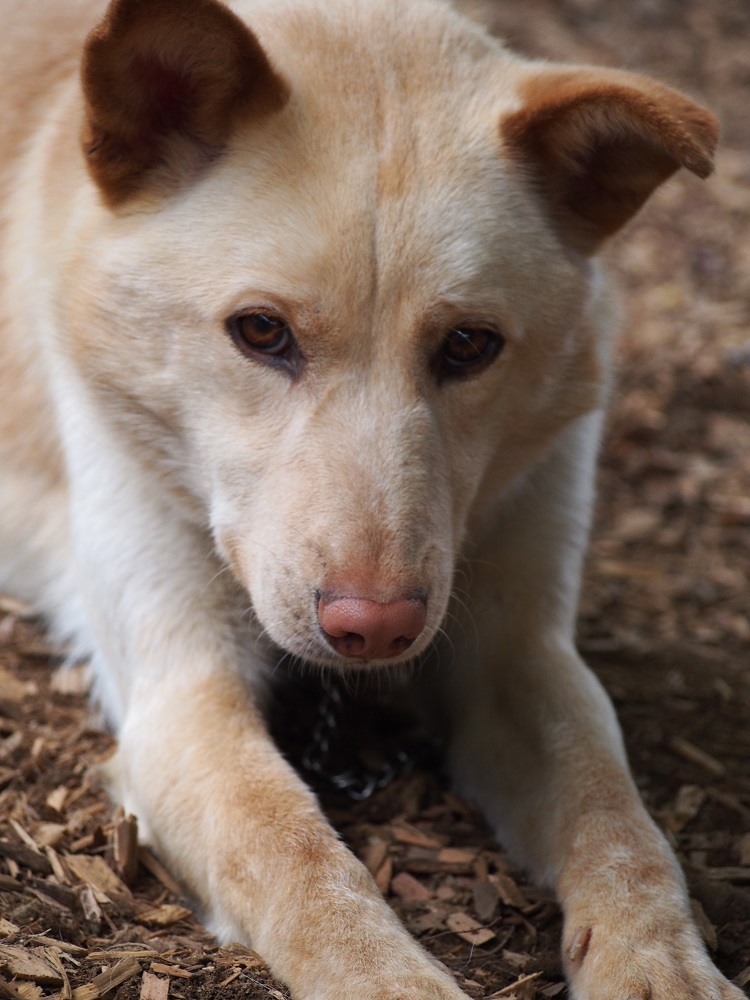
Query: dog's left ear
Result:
<box><xmin>502</xmin><ymin>67</ymin><xmax>718</xmax><ymax>254</ymax></box>
<box><xmin>81</xmin><ymin>0</ymin><xmax>289</xmax><ymax>206</ymax></box>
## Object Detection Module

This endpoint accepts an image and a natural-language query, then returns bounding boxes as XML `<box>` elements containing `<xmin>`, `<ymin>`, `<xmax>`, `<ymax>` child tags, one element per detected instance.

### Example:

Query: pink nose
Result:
<box><xmin>318</xmin><ymin>595</ymin><xmax>427</xmax><ymax>660</ymax></box>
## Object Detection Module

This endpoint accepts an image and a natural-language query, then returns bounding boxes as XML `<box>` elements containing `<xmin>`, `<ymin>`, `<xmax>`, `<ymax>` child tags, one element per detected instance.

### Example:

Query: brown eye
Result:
<box><xmin>226</xmin><ymin>310</ymin><xmax>303</xmax><ymax>375</ymax></box>
<box><xmin>439</xmin><ymin>326</ymin><xmax>504</xmax><ymax>378</ymax></box>
<box><xmin>233</xmin><ymin>312</ymin><xmax>291</xmax><ymax>353</ymax></box>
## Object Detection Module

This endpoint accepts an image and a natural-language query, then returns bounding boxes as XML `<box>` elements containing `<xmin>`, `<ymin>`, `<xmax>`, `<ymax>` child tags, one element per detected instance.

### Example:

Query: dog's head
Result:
<box><xmin>64</xmin><ymin>0</ymin><xmax>717</xmax><ymax>666</ymax></box>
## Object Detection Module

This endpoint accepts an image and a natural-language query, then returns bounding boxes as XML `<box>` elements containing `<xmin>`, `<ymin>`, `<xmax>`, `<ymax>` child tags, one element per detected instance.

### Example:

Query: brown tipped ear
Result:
<box><xmin>82</xmin><ymin>0</ymin><xmax>289</xmax><ymax>206</ymax></box>
<box><xmin>501</xmin><ymin>67</ymin><xmax>719</xmax><ymax>254</ymax></box>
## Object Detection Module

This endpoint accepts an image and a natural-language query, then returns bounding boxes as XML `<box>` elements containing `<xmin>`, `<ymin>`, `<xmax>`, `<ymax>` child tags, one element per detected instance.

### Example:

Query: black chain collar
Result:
<box><xmin>301</xmin><ymin>681</ymin><xmax>414</xmax><ymax>800</ymax></box>
<box><xmin>270</xmin><ymin>672</ymin><xmax>442</xmax><ymax>801</ymax></box>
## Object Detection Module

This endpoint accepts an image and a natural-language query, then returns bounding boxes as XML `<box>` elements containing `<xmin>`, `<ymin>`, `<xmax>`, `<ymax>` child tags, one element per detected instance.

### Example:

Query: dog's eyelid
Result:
<box><xmin>225</xmin><ymin>309</ymin><xmax>305</xmax><ymax>378</ymax></box>
<box><xmin>434</xmin><ymin>322</ymin><xmax>506</xmax><ymax>382</ymax></box>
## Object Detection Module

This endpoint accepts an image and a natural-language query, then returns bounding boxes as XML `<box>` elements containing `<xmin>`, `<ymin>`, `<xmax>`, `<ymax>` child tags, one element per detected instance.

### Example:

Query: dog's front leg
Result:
<box><xmin>446</xmin><ymin>416</ymin><xmax>743</xmax><ymax>1000</ymax></box>
<box><xmin>114</xmin><ymin>671</ymin><xmax>468</xmax><ymax>1000</ymax></box>
<box><xmin>61</xmin><ymin>425</ymin><xmax>467</xmax><ymax>1000</ymax></box>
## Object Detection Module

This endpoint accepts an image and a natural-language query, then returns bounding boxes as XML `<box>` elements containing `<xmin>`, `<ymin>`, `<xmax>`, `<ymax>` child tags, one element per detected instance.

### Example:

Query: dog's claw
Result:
<box><xmin>564</xmin><ymin>919</ymin><xmax>743</xmax><ymax>1000</ymax></box>
<box><xmin>566</xmin><ymin>926</ymin><xmax>592</xmax><ymax>966</ymax></box>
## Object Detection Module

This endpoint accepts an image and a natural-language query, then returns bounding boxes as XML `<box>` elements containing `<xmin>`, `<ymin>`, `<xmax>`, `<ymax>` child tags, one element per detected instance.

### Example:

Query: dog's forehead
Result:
<box><xmin>154</xmin><ymin>26</ymin><xmax>560</xmax><ymax>329</ymax></box>
<box><xmin>119</xmin><ymin>0</ymin><xmax>578</xmax><ymax>336</ymax></box>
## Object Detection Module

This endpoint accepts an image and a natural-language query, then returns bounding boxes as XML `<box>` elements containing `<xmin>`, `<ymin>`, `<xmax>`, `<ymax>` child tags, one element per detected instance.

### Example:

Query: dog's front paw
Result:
<box><xmin>309</xmin><ymin>962</ymin><xmax>469</xmax><ymax>1000</ymax></box>
<box><xmin>564</xmin><ymin>919</ymin><xmax>745</xmax><ymax>1000</ymax></box>
<box><xmin>363</xmin><ymin>977</ymin><xmax>468</xmax><ymax>1000</ymax></box>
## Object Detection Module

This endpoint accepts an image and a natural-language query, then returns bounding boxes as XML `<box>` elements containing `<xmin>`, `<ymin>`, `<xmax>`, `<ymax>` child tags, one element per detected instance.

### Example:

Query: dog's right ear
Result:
<box><xmin>81</xmin><ymin>0</ymin><xmax>289</xmax><ymax>206</ymax></box>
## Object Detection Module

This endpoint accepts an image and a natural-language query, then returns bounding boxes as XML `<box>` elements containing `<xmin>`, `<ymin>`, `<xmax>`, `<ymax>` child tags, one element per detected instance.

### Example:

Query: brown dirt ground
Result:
<box><xmin>1</xmin><ymin>1</ymin><xmax>749</xmax><ymax>998</ymax></box>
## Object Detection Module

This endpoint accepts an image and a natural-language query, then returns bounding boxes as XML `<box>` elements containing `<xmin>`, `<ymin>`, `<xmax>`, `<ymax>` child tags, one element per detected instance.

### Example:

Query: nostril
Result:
<box><xmin>318</xmin><ymin>595</ymin><xmax>427</xmax><ymax>660</ymax></box>
<box><xmin>387</xmin><ymin>635</ymin><xmax>414</xmax><ymax>657</ymax></box>
<box><xmin>330</xmin><ymin>631</ymin><xmax>366</xmax><ymax>657</ymax></box>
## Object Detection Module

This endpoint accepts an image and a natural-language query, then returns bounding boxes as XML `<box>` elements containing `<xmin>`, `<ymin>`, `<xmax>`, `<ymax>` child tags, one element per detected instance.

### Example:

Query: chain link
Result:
<box><xmin>300</xmin><ymin>680</ymin><xmax>414</xmax><ymax>800</ymax></box>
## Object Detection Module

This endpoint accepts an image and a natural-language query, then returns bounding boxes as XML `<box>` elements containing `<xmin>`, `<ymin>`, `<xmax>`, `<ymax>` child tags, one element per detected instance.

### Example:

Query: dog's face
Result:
<box><xmin>59</xmin><ymin>0</ymin><xmax>716</xmax><ymax>666</ymax></box>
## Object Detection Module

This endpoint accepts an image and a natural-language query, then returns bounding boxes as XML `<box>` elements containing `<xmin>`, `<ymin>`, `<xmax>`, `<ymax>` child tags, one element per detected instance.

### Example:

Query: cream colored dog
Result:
<box><xmin>0</xmin><ymin>0</ymin><xmax>740</xmax><ymax>998</ymax></box>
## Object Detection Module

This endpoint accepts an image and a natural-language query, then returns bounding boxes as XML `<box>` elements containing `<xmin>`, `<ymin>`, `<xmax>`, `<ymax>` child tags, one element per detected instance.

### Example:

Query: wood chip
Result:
<box><xmin>37</xmin><ymin>826</ymin><xmax>68</xmax><ymax>850</ymax></box>
<box><xmin>87</xmin><ymin>952</ymin><xmax>159</xmax><ymax>963</ymax></box>
<box><xmin>0</xmin><ymin>921</ymin><xmax>19</xmax><ymax>939</ymax></box>
<box><xmin>667</xmin><ymin>785</ymin><xmax>707</xmax><ymax>832</ymax></box>
<box><xmin>44</xmin><ymin>947</ymin><xmax>71</xmax><ymax>1000</ymax></box>
<box><xmin>112</xmin><ymin>812</ymin><xmax>139</xmax><ymax>886</ymax></box>
<box><xmin>540</xmin><ymin>985</ymin><xmax>566</xmax><ymax>998</ymax></box>
<box><xmin>8</xmin><ymin>822</ymin><xmax>41</xmax><ymax>855</ymax></box>
<box><xmin>490</xmin><ymin>873</ymin><xmax>529</xmax><ymax>909</ymax></box>
<box><xmin>390</xmin><ymin>871</ymin><xmax>432</xmax><ymax>902</ymax></box>
<box><xmin>71</xmin><ymin>985</ymin><xmax>98</xmax><ymax>1000</ymax></box>
<box><xmin>217</xmin><ymin>970</ymin><xmax>242</xmax><ymax>989</ymax></box>
<box><xmin>135</xmin><ymin>905</ymin><xmax>193</xmax><ymax>928</ymax></box>
<box><xmin>139</xmin><ymin>973</ymin><xmax>169</xmax><ymax>1000</ymax></box>
<box><xmin>14</xmin><ymin>984</ymin><xmax>43</xmax><ymax>1000</ymax></box>
<box><xmin>488</xmin><ymin>971</ymin><xmax>543</xmax><ymax>998</ymax></box>
<box><xmin>690</xmin><ymin>899</ymin><xmax>718</xmax><ymax>951</ymax></box>
<box><xmin>89</xmin><ymin>957</ymin><xmax>142</xmax><ymax>997</ymax></box>
<box><xmin>46</xmin><ymin>788</ymin><xmax>69</xmax><ymax>814</ymax></box>
<box><xmin>215</xmin><ymin>950</ymin><xmax>265</xmax><ymax>970</ymax></box>
<box><xmin>0</xmin><ymin>841</ymin><xmax>51</xmax><ymax>877</ymax></box>
<box><xmin>44</xmin><ymin>847</ymin><xmax>72</xmax><ymax>886</ymax></box>
<box><xmin>76</xmin><ymin>884</ymin><xmax>103</xmax><ymax>929</ymax></box>
<box><xmin>436</xmin><ymin>848</ymin><xmax>477</xmax><ymax>866</ymax></box>
<box><xmin>361</xmin><ymin>837</ymin><xmax>389</xmax><ymax>876</ymax></box>
<box><xmin>703</xmin><ymin>866</ymin><xmax>750</xmax><ymax>884</ymax></box>
<box><xmin>391</xmin><ymin>822</ymin><xmax>443</xmax><ymax>849</ymax></box>
<box><xmin>0</xmin><ymin>670</ymin><xmax>35</xmax><ymax>704</ymax></box>
<box><xmin>400</xmin><ymin>848</ymin><xmax>474</xmax><ymax>875</ymax></box>
<box><xmin>445</xmin><ymin>912</ymin><xmax>496</xmax><ymax>947</ymax></box>
<box><xmin>502</xmin><ymin>950</ymin><xmax>530</xmax><ymax>970</ymax></box>
<box><xmin>137</xmin><ymin>847</ymin><xmax>183</xmax><ymax>897</ymax></box>
<box><xmin>49</xmin><ymin>665</ymin><xmax>90</xmax><ymax>697</ymax></box>
<box><xmin>26</xmin><ymin>940</ymin><xmax>85</xmax><ymax>957</ymax></box>
<box><xmin>65</xmin><ymin>854</ymin><xmax>134</xmax><ymax>913</ymax></box>
<box><xmin>0</xmin><ymin>977</ymin><xmax>21</xmax><ymax>1000</ymax></box>
<box><xmin>149</xmin><ymin>965</ymin><xmax>193</xmax><ymax>980</ymax></box>
<box><xmin>669</xmin><ymin>737</ymin><xmax>726</xmax><ymax>778</ymax></box>
<box><xmin>0</xmin><ymin>596</ymin><xmax>35</xmax><ymax>617</ymax></box>
<box><xmin>375</xmin><ymin>856</ymin><xmax>393</xmax><ymax>896</ymax></box>
<box><xmin>473</xmin><ymin>879</ymin><xmax>501</xmax><ymax>923</ymax></box>
<box><xmin>0</xmin><ymin>946</ymin><xmax>64</xmax><ymax>986</ymax></box>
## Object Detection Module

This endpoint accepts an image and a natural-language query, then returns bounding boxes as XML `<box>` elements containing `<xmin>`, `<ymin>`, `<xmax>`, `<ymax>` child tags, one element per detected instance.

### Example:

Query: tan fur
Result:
<box><xmin>0</xmin><ymin>1</ymin><xmax>740</xmax><ymax>998</ymax></box>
